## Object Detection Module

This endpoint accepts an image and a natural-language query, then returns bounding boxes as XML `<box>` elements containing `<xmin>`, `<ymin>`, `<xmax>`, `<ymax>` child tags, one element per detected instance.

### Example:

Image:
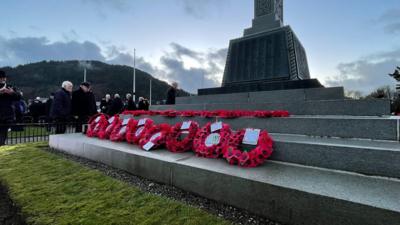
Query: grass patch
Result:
<box><xmin>0</xmin><ymin>143</ymin><xmax>229</xmax><ymax>225</ymax></box>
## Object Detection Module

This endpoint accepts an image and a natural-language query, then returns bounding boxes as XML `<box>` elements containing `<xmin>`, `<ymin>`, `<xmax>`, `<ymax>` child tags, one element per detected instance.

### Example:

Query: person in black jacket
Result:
<box><xmin>71</xmin><ymin>82</ymin><xmax>96</xmax><ymax>132</ymax></box>
<box><xmin>166</xmin><ymin>82</ymin><xmax>178</xmax><ymax>105</ymax></box>
<box><xmin>107</xmin><ymin>94</ymin><xmax>124</xmax><ymax>116</ymax></box>
<box><xmin>50</xmin><ymin>81</ymin><xmax>73</xmax><ymax>134</ymax></box>
<box><xmin>124</xmin><ymin>93</ymin><xmax>137</xmax><ymax>111</ymax></box>
<box><xmin>100</xmin><ymin>94</ymin><xmax>112</xmax><ymax>113</ymax></box>
<box><xmin>0</xmin><ymin>71</ymin><xmax>21</xmax><ymax>145</ymax></box>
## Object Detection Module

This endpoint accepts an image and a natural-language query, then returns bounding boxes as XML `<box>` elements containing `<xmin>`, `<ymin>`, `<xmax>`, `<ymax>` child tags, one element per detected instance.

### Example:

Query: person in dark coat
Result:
<box><xmin>124</xmin><ymin>93</ymin><xmax>137</xmax><ymax>111</ymax></box>
<box><xmin>100</xmin><ymin>94</ymin><xmax>112</xmax><ymax>113</ymax></box>
<box><xmin>29</xmin><ymin>97</ymin><xmax>44</xmax><ymax>123</ymax></box>
<box><xmin>137</xmin><ymin>97</ymin><xmax>146</xmax><ymax>110</ymax></box>
<box><xmin>0</xmin><ymin>71</ymin><xmax>21</xmax><ymax>145</ymax></box>
<box><xmin>71</xmin><ymin>82</ymin><xmax>95</xmax><ymax>132</ymax></box>
<box><xmin>50</xmin><ymin>81</ymin><xmax>73</xmax><ymax>134</ymax></box>
<box><xmin>107</xmin><ymin>94</ymin><xmax>124</xmax><ymax>116</ymax></box>
<box><xmin>166</xmin><ymin>82</ymin><xmax>178</xmax><ymax>105</ymax></box>
<box><xmin>45</xmin><ymin>93</ymin><xmax>54</xmax><ymax>122</ymax></box>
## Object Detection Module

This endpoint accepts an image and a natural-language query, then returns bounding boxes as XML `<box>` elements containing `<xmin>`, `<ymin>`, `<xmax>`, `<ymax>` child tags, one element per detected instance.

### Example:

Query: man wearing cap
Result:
<box><xmin>71</xmin><ymin>82</ymin><xmax>96</xmax><ymax>132</ymax></box>
<box><xmin>0</xmin><ymin>70</ymin><xmax>21</xmax><ymax>146</ymax></box>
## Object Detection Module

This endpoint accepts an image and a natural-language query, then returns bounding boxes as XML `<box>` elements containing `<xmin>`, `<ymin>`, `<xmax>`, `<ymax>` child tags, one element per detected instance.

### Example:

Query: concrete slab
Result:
<box><xmin>271</xmin><ymin>133</ymin><xmax>400</xmax><ymax>178</ymax></box>
<box><xmin>152</xmin><ymin>99</ymin><xmax>390</xmax><ymax>116</ymax></box>
<box><xmin>128</xmin><ymin>115</ymin><xmax>399</xmax><ymax>141</ymax></box>
<box><xmin>176</xmin><ymin>87</ymin><xmax>344</xmax><ymax>105</ymax></box>
<box><xmin>49</xmin><ymin>134</ymin><xmax>400</xmax><ymax>225</ymax></box>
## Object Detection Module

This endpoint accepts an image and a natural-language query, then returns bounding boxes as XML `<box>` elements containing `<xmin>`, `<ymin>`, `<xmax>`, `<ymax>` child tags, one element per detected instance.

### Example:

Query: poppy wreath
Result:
<box><xmin>98</xmin><ymin>115</ymin><xmax>120</xmax><ymax>140</ymax></box>
<box><xmin>127</xmin><ymin>118</ymin><xmax>154</xmax><ymax>144</ymax></box>
<box><xmin>193</xmin><ymin>122</ymin><xmax>232</xmax><ymax>158</ymax></box>
<box><xmin>222</xmin><ymin>129</ymin><xmax>274</xmax><ymax>168</ymax></box>
<box><xmin>138</xmin><ymin>123</ymin><xmax>172</xmax><ymax>150</ymax></box>
<box><xmin>166</xmin><ymin>121</ymin><xmax>200</xmax><ymax>153</ymax></box>
<box><xmin>86</xmin><ymin>114</ymin><xmax>108</xmax><ymax>137</ymax></box>
<box><xmin>109</xmin><ymin>118</ymin><xmax>133</xmax><ymax>142</ymax></box>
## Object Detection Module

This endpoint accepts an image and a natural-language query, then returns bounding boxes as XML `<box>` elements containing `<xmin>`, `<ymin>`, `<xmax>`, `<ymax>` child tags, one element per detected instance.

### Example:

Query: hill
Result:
<box><xmin>1</xmin><ymin>60</ymin><xmax>190</xmax><ymax>103</ymax></box>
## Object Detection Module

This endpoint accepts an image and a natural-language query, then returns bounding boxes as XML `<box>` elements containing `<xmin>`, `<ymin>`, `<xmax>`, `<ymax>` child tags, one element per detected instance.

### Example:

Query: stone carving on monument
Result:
<box><xmin>199</xmin><ymin>0</ymin><xmax>322</xmax><ymax>95</ymax></box>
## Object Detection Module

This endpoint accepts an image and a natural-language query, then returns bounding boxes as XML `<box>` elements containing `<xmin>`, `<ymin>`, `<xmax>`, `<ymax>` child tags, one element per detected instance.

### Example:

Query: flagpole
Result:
<box><xmin>84</xmin><ymin>68</ymin><xmax>87</xmax><ymax>82</ymax></box>
<box><xmin>149</xmin><ymin>79</ymin><xmax>152</xmax><ymax>106</ymax></box>
<box><xmin>133</xmin><ymin>48</ymin><xmax>136</xmax><ymax>102</ymax></box>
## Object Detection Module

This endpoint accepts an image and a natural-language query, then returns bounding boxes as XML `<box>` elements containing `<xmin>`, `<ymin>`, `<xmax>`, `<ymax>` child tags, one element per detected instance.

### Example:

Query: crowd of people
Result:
<box><xmin>0</xmin><ymin>69</ymin><xmax>179</xmax><ymax>146</ymax></box>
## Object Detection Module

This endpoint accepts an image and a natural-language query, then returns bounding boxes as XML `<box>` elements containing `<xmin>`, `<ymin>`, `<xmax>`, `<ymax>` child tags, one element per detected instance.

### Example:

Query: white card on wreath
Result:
<box><xmin>242</xmin><ymin>128</ymin><xmax>261</xmax><ymax>145</ymax></box>
<box><xmin>119</xmin><ymin>126</ymin><xmax>127</xmax><ymax>135</ymax></box>
<box><xmin>210</xmin><ymin>121</ymin><xmax>222</xmax><ymax>132</ymax></box>
<box><xmin>95</xmin><ymin>116</ymin><xmax>101</xmax><ymax>123</ymax></box>
<box><xmin>181</xmin><ymin>121</ymin><xmax>192</xmax><ymax>130</ymax></box>
<box><xmin>143</xmin><ymin>142</ymin><xmax>155</xmax><ymax>151</ymax></box>
<box><xmin>108</xmin><ymin>117</ymin><xmax>115</xmax><ymax>124</ymax></box>
<box><xmin>122</xmin><ymin>118</ymin><xmax>130</xmax><ymax>126</ymax></box>
<box><xmin>138</xmin><ymin>118</ymin><xmax>147</xmax><ymax>126</ymax></box>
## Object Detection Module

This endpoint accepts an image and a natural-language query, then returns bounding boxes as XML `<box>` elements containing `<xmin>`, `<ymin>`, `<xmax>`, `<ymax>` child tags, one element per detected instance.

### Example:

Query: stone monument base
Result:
<box><xmin>198</xmin><ymin>79</ymin><xmax>323</xmax><ymax>95</ymax></box>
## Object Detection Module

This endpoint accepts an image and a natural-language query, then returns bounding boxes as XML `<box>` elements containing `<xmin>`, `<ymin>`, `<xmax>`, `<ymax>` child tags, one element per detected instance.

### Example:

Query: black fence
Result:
<box><xmin>1</xmin><ymin>122</ymin><xmax>82</xmax><ymax>145</ymax></box>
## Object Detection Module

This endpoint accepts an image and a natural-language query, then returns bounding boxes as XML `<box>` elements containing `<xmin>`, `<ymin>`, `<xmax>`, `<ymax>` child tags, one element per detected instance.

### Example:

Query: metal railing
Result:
<box><xmin>1</xmin><ymin>122</ymin><xmax>82</xmax><ymax>145</ymax></box>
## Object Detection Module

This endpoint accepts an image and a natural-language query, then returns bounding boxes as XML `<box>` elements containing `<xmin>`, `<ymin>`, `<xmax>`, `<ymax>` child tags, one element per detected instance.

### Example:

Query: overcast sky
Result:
<box><xmin>1</xmin><ymin>0</ymin><xmax>399</xmax><ymax>93</ymax></box>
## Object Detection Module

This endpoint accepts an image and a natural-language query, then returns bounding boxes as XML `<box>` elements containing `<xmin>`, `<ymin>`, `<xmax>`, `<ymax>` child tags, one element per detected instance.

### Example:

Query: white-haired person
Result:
<box><xmin>124</xmin><ymin>93</ymin><xmax>137</xmax><ymax>111</ymax></box>
<box><xmin>50</xmin><ymin>81</ymin><xmax>73</xmax><ymax>134</ymax></box>
<box><xmin>107</xmin><ymin>93</ymin><xmax>124</xmax><ymax>116</ymax></box>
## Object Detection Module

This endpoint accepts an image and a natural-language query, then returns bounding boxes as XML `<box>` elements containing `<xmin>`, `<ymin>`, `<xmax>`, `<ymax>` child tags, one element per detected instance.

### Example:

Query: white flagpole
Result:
<box><xmin>133</xmin><ymin>48</ymin><xmax>136</xmax><ymax>102</ymax></box>
<box><xmin>149</xmin><ymin>79</ymin><xmax>152</xmax><ymax>106</ymax></box>
<box><xmin>84</xmin><ymin>68</ymin><xmax>87</xmax><ymax>82</ymax></box>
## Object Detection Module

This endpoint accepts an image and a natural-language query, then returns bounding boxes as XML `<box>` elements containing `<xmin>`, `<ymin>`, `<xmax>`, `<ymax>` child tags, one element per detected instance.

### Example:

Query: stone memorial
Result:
<box><xmin>199</xmin><ymin>0</ymin><xmax>323</xmax><ymax>95</ymax></box>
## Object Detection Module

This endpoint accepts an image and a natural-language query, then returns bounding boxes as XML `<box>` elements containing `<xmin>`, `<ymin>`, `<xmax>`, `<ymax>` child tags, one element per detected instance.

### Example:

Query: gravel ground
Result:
<box><xmin>0</xmin><ymin>183</ymin><xmax>27</xmax><ymax>225</ymax></box>
<box><xmin>45</xmin><ymin>147</ymin><xmax>283</xmax><ymax>225</ymax></box>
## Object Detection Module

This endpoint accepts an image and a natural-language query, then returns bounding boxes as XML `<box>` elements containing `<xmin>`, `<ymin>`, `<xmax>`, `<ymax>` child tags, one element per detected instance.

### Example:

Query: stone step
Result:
<box><xmin>151</xmin><ymin>99</ymin><xmax>390</xmax><ymax>116</ymax></box>
<box><xmin>177</xmin><ymin>87</ymin><xmax>344</xmax><ymax>104</ymax></box>
<box><xmin>124</xmin><ymin>115</ymin><xmax>400</xmax><ymax>141</ymax></box>
<box><xmin>270</xmin><ymin>133</ymin><xmax>400</xmax><ymax>178</ymax></box>
<box><xmin>49</xmin><ymin>134</ymin><xmax>400</xmax><ymax>225</ymax></box>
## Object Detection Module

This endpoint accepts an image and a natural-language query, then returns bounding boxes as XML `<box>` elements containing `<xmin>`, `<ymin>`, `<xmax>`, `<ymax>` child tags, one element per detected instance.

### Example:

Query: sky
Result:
<box><xmin>0</xmin><ymin>0</ymin><xmax>399</xmax><ymax>94</ymax></box>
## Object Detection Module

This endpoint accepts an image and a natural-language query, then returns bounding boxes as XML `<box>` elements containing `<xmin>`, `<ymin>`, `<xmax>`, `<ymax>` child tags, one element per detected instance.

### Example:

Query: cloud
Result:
<box><xmin>377</xmin><ymin>8</ymin><xmax>400</xmax><ymax>34</ymax></box>
<box><xmin>179</xmin><ymin>0</ymin><xmax>229</xmax><ymax>19</ymax></box>
<box><xmin>325</xmin><ymin>49</ymin><xmax>400</xmax><ymax>94</ymax></box>
<box><xmin>81</xmin><ymin>0</ymin><xmax>130</xmax><ymax>12</ymax></box>
<box><xmin>0</xmin><ymin>36</ymin><xmax>227</xmax><ymax>93</ymax></box>
<box><xmin>0</xmin><ymin>36</ymin><xmax>105</xmax><ymax>66</ymax></box>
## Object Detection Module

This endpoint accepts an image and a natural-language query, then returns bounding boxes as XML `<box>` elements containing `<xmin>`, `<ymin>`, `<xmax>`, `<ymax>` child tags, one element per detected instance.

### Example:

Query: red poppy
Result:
<box><xmin>139</xmin><ymin>123</ymin><xmax>171</xmax><ymax>151</ymax></box>
<box><xmin>86</xmin><ymin>114</ymin><xmax>109</xmax><ymax>138</ymax></box>
<box><xmin>193</xmin><ymin>122</ymin><xmax>232</xmax><ymax>158</ymax></box>
<box><xmin>126</xmin><ymin>118</ymin><xmax>154</xmax><ymax>144</ymax></box>
<box><xmin>222</xmin><ymin>129</ymin><xmax>274</xmax><ymax>168</ymax></box>
<box><xmin>166</xmin><ymin>121</ymin><xmax>199</xmax><ymax>153</ymax></box>
<box><xmin>98</xmin><ymin>115</ymin><xmax>120</xmax><ymax>140</ymax></box>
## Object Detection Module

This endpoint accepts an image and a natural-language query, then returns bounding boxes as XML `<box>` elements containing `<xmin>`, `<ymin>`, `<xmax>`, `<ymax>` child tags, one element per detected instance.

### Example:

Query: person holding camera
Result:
<box><xmin>0</xmin><ymin>70</ymin><xmax>21</xmax><ymax>146</ymax></box>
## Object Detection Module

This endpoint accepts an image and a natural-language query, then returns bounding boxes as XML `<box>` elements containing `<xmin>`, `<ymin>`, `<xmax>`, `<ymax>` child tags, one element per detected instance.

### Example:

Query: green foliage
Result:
<box><xmin>1</xmin><ymin>60</ymin><xmax>189</xmax><ymax>102</ymax></box>
<box><xmin>0</xmin><ymin>143</ymin><xmax>229</xmax><ymax>225</ymax></box>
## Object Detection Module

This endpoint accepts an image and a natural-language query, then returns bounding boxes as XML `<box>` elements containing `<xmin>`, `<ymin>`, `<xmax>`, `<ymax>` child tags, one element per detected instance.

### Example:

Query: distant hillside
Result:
<box><xmin>1</xmin><ymin>60</ymin><xmax>190</xmax><ymax>103</ymax></box>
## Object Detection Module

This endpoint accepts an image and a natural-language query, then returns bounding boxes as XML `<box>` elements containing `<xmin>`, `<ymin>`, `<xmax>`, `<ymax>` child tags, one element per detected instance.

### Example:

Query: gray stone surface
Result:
<box><xmin>152</xmin><ymin>99</ymin><xmax>390</xmax><ymax>116</ymax></box>
<box><xmin>220</xmin><ymin>0</ymin><xmax>311</xmax><ymax>90</ymax></box>
<box><xmin>176</xmin><ymin>87</ymin><xmax>344</xmax><ymax>104</ymax></box>
<box><xmin>244</xmin><ymin>0</ymin><xmax>283</xmax><ymax>36</ymax></box>
<box><xmin>122</xmin><ymin>115</ymin><xmax>399</xmax><ymax>141</ymax></box>
<box><xmin>222</xmin><ymin>26</ymin><xmax>310</xmax><ymax>87</ymax></box>
<box><xmin>49</xmin><ymin>134</ymin><xmax>400</xmax><ymax>225</ymax></box>
<box><xmin>271</xmin><ymin>133</ymin><xmax>400</xmax><ymax>178</ymax></box>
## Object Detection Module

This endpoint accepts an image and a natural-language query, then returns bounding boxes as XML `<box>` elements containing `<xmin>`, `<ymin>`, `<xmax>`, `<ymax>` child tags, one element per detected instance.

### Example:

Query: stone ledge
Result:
<box><xmin>152</xmin><ymin>99</ymin><xmax>390</xmax><ymax>116</ymax></box>
<box><xmin>122</xmin><ymin>115</ymin><xmax>400</xmax><ymax>141</ymax></box>
<box><xmin>49</xmin><ymin>134</ymin><xmax>400</xmax><ymax>225</ymax></box>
